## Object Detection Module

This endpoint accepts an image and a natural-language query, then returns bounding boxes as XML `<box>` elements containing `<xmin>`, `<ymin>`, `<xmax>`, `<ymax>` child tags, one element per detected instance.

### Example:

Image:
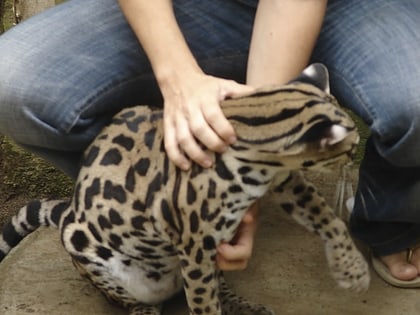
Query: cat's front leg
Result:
<box><xmin>218</xmin><ymin>273</ymin><xmax>274</xmax><ymax>315</ymax></box>
<box><xmin>270</xmin><ymin>171</ymin><xmax>370</xmax><ymax>292</ymax></box>
<box><xmin>178</xmin><ymin>236</ymin><xmax>223</xmax><ymax>315</ymax></box>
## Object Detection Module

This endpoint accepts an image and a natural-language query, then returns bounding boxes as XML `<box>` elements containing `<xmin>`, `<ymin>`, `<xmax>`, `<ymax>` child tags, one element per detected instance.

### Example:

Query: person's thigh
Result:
<box><xmin>0</xmin><ymin>0</ymin><xmax>256</xmax><ymax>175</ymax></box>
<box><xmin>314</xmin><ymin>0</ymin><xmax>420</xmax><ymax>254</ymax></box>
<box><xmin>0</xmin><ymin>0</ymin><xmax>153</xmax><ymax>151</ymax></box>
<box><xmin>313</xmin><ymin>0</ymin><xmax>420</xmax><ymax>167</ymax></box>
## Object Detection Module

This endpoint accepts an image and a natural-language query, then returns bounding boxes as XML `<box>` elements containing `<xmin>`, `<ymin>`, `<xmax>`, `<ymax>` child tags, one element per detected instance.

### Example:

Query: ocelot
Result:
<box><xmin>0</xmin><ymin>64</ymin><xmax>369</xmax><ymax>315</ymax></box>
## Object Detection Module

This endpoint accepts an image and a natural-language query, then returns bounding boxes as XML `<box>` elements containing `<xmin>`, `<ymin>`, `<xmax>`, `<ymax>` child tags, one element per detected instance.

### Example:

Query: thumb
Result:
<box><xmin>220</xmin><ymin>80</ymin><xmax>256</xmax><ymax>100</ymax></box>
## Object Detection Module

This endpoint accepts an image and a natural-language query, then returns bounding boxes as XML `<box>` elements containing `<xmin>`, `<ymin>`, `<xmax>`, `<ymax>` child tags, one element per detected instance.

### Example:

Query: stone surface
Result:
<box><xmin>1</xmin><ymin>190</ymin><xmax>420</xmax><ymax>314</ymax></box>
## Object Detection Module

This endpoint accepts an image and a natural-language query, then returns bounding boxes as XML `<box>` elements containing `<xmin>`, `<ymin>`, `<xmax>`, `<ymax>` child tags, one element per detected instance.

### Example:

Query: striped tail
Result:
<box><xmin>0</xmin><ymin>199</ymin><xmax>69</xmax><ymax>261</ymax></box>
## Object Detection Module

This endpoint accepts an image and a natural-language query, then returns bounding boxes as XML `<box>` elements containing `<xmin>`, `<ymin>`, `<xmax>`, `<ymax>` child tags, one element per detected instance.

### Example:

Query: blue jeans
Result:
<box><xmin>0</xmin><ymin>0</ymin><xmax>256</xmax><ymax>176</ymax></box>
<box><xmin>312</xmin><ymin>0</ymin><xmax>420</xmax><ymax>256</ymax></box>
<box><xmin>1</xmin><ymin>0</ymin><xmax>420</xmax><ymax>256</ymax></box>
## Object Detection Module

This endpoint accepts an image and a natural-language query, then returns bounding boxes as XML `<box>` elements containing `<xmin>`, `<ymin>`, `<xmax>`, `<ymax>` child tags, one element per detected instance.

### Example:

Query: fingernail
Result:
<box><xmin>203</xmin><ymin>159</ymin><xmax>213</xmax><ymax>168</ymax></box>
<box><xmin>228</xmin><ymin>136</ymin><xmax>237</xmax><ymax>144</ymax></box>
<box><xmin>181</xmin><ymin>162</ymin><xmax>191</xmax><ymax>171</ymax></box>
<box><xmin>220</xmin><ymin>145</ymin><xmax>228</xmax><ymax>153</ymax></box>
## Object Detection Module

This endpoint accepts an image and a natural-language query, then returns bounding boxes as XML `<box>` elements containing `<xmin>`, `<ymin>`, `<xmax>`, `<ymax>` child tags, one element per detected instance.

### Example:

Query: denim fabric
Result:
<box><xmin>0</xmin><ymin>0</ymin><xmax>256</xmax><ymax>176</ymax></box>
<box><xmin>1</xmin><ymin>0</ymin><xmax>420</xmax><ymax>255</ymax></box>
<box><xmin>312</xmin><ymin>0</ymin><xmax>420</xmax><ymax>255</ymax></box>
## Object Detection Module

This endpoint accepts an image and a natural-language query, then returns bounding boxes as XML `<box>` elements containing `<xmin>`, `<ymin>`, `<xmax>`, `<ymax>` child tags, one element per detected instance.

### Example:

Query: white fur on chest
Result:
<box><xmin>103</xmin><ymin>254</ymin><xmax>183</xmax><ymax>305</ymax></box>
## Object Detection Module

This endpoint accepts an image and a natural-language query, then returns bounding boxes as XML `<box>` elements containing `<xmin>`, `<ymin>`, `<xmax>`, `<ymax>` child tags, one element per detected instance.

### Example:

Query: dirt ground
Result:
<box><xmin>1</xmin><ymin>168</ymin><xmax>420</xmax><ymax>315</ymax></box>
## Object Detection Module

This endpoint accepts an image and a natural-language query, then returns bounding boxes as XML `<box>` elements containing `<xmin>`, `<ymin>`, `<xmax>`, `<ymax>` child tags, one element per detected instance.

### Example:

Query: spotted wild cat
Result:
<box><xmin>0</xmin><ymin>64</ymin><xmax>369</xmax><ymax>315</ymax></box>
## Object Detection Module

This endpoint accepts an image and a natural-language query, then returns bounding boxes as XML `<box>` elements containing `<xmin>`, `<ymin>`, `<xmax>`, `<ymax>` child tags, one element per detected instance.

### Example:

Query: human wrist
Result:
<box><xmin>155</xmin><ymin>61</ymin><xmax>203</xmax><ymax>94</ymax></box>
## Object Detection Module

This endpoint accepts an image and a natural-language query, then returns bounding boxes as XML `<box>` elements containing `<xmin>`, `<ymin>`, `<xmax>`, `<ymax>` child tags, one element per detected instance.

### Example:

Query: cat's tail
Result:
<box><xmin>0</xmin><ymin>199</ymin><xmax>69</xmax><ymax>261</ymax></box>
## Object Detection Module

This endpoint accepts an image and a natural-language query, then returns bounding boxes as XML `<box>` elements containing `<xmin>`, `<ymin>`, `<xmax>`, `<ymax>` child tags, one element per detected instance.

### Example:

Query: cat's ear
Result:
<box><xmin>290</xmin><ymin>63</ymin><xmax>330</xmax><ymax>94</ymax></box>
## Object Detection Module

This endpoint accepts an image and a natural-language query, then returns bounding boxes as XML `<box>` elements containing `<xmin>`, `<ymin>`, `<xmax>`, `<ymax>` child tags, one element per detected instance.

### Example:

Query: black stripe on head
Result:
<box><xmin>237</xmin><ymin>123</ymin><xmax>304</xmax><ymax>145</ymax></box>
<box><xmin>227</xmin><ymin>106</ymin><xmax>305</xmax><ymax>126</ymax></box>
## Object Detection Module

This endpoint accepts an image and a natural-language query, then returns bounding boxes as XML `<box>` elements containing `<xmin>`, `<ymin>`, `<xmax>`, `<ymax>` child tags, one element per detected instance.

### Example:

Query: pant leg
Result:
<box><xmin>0</xmin><ymin>0</ymin><xmax>155</xmax><ymax>176</ymax></box>
<box><xmin>312</xmin><ymin>0</ymin><xmax>420</xmax><ymax>255</ymax></box>
<box><xmin>0</xmin><ymin>0</ymin><xmax>256</xmax><ymax>177</ymax></box>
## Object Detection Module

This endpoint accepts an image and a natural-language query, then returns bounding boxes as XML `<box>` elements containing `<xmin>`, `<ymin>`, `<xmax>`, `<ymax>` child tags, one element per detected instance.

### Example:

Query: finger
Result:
<box><xmin>190</xmin><ymin>103</ymin><xmax>231</xmax><ymax>152</ymax></box>
<box><xmin>216</xmin><ymin>238</ymin><xmax>252</xmax><ymax>271</ymax></box>
<box><xmin>216</xmin><ymin>242</ymin><xmax>250</xmax><ymax>270</ymax></box>
<box><xmin>202</xmin><ymin>102</ymin><xmax>237</xmax><ymax>146</ymax></box>
<box><xmin>221</xmin><ymin>80</ymin><xmax>256</xmax><ymax>99</ymax></box>
<box><xmin>242</xmin><ymin>201</ymin><xmax>259</xmax><ymax>224</ymax></box>
<box><xmin>234</xmin><ymin>204</ymin><xmax>259</xmax><ymax>251</ymax></box>
<box><xmin>216</xmin><ymin>255</ymin><xmax>248</xmax><ymax>271</ymax></box>
<box><xmin>217</xmin><ymin>241</ymin><xmax>252</xmax><ymax>261</ymax></box>
<box><xmin>163</xmin><ymin>115</ymin><xmax>191</xmax><ymax>170</ymax></box>
<box><xmin>175</xmin><ymin>114</ymin><xmax>213</xmax><ymax>168</ymax></box>
<box><xmin>205</xmin><ymin>80</ymin><xmax>255</xmax><ymax>144</ymax></box>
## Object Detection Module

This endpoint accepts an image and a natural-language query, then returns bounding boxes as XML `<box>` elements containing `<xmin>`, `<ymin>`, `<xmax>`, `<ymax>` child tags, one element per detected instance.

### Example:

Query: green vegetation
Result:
<box><xmin>0</xmin><ymin>137</ymin><xmax>73</xmax><ymax>198</ymax></box>
<box><xmin>2</xmin><ymin>0</ymin><xmax>15</xmax><ymax>30</ymax></box>
<box><xmin>348</xmin><ymin>111</ymin><xmax>369</xmax><ymax>165</ymax></box>
<box><xmin>2</xmin><ymin>1</ymin><xmax>66</xmax><ymax>32</ymax></box>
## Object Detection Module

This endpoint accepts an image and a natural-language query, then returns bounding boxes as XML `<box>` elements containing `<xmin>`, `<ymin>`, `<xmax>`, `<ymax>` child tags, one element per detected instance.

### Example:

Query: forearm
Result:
<box><xmin>117</xmin><ymin>0</ymin><xmax>254</xmax><ymax>170</ymax></box>
<box><xmin>117</xmin><ymin>0</ymin><xmax>201</xmax><ymax>85</ymax></box>
<box><xmin>247</xmin><ymin>0</ymin><xmax>327</xmax><ymax>86</ymax></box>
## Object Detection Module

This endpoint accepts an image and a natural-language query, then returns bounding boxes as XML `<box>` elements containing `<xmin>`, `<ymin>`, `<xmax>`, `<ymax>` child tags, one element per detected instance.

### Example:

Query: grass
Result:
<box><xmin>0</xmin><ymin>137</ymin><xmax>73</xmax><ymax>199</ymax></box>
<box><xmin>1</xmin><ymin>0</ymin><xmax>15</xmax><ymax>30</ymax></box>
<box><xmin>1</xmin><ymin>0</ymin><xmax>67</xmax><ymax>32</ymax></box>
<box><xmin>348</xmin><ymin>111</ymin><xmax>369</xmax><ymax>165</ymax></box>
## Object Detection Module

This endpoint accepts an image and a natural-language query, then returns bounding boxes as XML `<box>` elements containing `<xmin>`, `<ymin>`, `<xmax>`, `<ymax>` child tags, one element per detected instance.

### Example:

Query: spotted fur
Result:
<box><xmin>0</xmin><ymin>64</ymin><xmax>369</xmax><ymax>315</ymax></box>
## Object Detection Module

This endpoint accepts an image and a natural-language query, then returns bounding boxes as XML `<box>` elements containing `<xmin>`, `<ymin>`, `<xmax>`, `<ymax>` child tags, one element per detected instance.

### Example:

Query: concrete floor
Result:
<box><xmin>1</xmin><ymin>191</ymin><xmax>420</xmax><ymax>315</ymax></box>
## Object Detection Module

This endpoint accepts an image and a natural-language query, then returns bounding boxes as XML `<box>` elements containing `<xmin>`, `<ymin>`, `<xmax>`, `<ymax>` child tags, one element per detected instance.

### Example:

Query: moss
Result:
<box><xmin>2</xmin><ymin>0</ymin><xmax>66</xmax><ymax>32</ymax></box>
<box><xmin>348</xmin><ymin>110</ymin><xmax>370</xmax><ymax>165</ymax></box>
<box><xmin>0</xmin><ymin>137</ymin><xmax>73</xmax><ymax>198</ymax></box>
<box><xmin>2</xmin><ymin>0</ymin><xmax>15</xmax><ymax>30</ymax></box>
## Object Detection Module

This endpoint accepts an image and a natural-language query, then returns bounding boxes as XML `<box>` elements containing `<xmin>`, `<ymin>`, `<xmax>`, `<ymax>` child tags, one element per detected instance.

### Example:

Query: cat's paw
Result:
<box><xmin>325</xmin><ymin>240</ymin><xmax>370</xmax><ymax>292</ymax></box>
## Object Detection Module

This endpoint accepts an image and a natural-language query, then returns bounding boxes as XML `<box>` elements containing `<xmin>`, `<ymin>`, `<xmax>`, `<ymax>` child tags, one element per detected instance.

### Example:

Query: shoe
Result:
<box><xmin>346</xmin><ymin>197</ymin><xmax>355</xmax><ymax>214</ymax></box>
<box><xmin>371</xmin><ymin>250</ymin><xmax>420</xmax><ymax>288</ymax></box>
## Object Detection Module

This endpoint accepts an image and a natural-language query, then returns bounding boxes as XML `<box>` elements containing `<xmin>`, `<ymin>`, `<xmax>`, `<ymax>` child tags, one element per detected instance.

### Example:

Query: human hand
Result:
<box><xmin>160</xmin><ymin>69</ymin><xmax>255</xmax><ymax>170</ymax></box>
<box><xmin>216</xmin><ymin>202</ymin><xmax>259</xmax><ymax>271</ymax></box>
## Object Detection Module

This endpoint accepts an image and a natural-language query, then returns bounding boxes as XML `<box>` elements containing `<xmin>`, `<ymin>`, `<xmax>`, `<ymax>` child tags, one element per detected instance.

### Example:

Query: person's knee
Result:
<box><xmin>371</xmin><ymin>100</ymin><xmax>420</xmax><ymax>167</ymax></box>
